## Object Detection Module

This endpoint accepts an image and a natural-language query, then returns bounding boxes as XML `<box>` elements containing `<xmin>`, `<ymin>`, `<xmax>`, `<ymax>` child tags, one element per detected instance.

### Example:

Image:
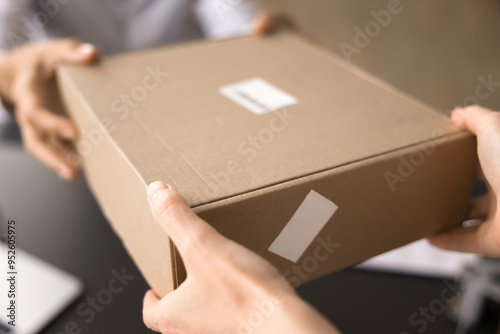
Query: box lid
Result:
<box><xmin>59</xmin><ymin>32</ymin><xmax>457</xmax><ymax>207</ymax></box>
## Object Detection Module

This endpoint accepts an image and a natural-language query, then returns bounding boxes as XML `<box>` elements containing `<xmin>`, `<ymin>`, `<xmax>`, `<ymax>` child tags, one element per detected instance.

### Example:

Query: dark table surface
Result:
<box><xmin>0</xmin><ymin>140</ymin><xmax>497</xmax><ymax>334</ymax></box>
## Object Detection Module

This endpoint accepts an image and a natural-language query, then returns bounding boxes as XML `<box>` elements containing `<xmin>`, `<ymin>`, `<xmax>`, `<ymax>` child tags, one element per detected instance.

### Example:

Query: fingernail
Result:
<box><xmin>78</xmin><ymin>43</ymin><xmax>96</xmax><ymax>55</ymax></box>
<box><xmin>451</xmin><ymin>109</ymin><xmax>463</xmax><ymax>122</ymax></box>
<box><xmin>147</xmin><ymin>181</ymin><xmax>170</xmax><ymax>201</ymax></box>
<box><xmin>57</xmin><ymin>166</ymin><xmax>72</xmax><ymax>181</ymax></box>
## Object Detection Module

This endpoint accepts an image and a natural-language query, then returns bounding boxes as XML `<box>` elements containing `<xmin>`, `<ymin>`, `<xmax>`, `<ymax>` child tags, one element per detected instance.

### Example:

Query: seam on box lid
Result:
<box><xmin>192</xmin><ymin>130</ymin><xmax>471</xmax><ymax>210</ymax></box>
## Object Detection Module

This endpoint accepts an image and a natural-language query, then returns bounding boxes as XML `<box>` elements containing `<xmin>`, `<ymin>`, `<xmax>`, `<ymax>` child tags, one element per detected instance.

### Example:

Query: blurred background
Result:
<box><xmin>258</xmin><ymin>0</ymin><xmax>500</xmax><ymax>112</ymax></box>
<box><xmin>1</xmin><ymin>0</ymin><xmax>500</xmax><ymax>333</ymax></box>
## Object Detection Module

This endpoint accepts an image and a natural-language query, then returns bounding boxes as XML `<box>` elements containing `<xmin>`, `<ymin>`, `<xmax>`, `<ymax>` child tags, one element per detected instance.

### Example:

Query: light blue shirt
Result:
<box><xmin>0</xmin><ymin>0</ymin><xmax>260</xmax><ymax>123</ymax></box>
<box><xmin>0</xmin><ymin>0</ymin><xmax>259</xmax><ymax>54</ymax></box>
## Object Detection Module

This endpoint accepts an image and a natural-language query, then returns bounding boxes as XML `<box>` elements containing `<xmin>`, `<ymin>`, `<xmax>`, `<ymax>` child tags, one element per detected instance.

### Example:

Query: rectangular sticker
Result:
<box><xmin>268</xmin><ymin>190</ymin><xmax>338</xmax><ymax>263</ymax></box>
<box><xmin>219</xmin><ymin>77</ymin><xmax>298</xmax><ymax>115</ymax></box>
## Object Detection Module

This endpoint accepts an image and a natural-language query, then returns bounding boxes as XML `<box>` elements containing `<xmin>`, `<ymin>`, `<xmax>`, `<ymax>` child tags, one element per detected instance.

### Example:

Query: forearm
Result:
<box><xmin>0</xmin><ymin>0</ymin><xmax>32</xmax><ymax>102</ymax></box>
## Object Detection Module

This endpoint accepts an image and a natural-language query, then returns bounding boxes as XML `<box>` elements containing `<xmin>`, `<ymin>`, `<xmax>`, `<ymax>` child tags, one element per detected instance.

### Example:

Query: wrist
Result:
<box><xmin>254</xmin><ymin>290</ymin><xmax>340</xmax><ymax>334</ymax></box>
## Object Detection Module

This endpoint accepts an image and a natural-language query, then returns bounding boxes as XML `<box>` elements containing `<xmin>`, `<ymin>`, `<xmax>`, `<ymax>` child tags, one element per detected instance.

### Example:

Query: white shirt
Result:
<box><xmin>0</xmin><ymin>0</ymin><xmax>260</xmax><ymax>124</ymax></box>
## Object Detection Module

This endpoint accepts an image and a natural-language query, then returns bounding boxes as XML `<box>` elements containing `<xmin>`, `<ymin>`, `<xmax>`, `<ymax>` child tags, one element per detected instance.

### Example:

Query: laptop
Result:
<box><xmin>0</xmin><ymin>241</ymin><xmax>83</xmax><ymax>334</ymax></box>
<box><xmin>0</xmin><ymin>142</ymin><xmax>83</xmax><ymax>334</ymax></box>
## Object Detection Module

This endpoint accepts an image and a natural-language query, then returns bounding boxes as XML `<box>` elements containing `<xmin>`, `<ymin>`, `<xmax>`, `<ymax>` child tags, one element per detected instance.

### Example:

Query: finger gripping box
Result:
<box><xmin>58</xmin><ymin>32</ymin><xmax>477</xmax><ymax>297</ymax></box>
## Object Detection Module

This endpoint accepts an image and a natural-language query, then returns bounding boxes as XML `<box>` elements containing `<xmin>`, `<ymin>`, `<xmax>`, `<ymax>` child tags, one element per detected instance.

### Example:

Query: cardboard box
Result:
<box><xmin>57</xmin><ymin>32</ymin><xmax>477</xmax><ymax>297</ymax></box>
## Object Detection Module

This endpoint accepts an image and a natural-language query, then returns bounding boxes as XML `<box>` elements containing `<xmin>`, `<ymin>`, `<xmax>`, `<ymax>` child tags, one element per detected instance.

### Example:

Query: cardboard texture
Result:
<box><xmin>57</xmin><ymin>32</ymin><xmax>477</xmax><ymax>297</ymax></box>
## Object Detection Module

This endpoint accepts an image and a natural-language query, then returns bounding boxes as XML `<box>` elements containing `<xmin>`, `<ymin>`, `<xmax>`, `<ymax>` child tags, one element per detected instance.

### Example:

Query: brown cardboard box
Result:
<box><xmin>57</xmin><ymin>32</ymin><xmax>477</xmax><ymax>297</ymax></box>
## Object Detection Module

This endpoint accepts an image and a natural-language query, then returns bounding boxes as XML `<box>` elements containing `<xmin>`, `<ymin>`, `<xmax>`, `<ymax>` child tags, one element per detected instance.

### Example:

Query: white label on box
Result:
<box><xmin>219</xmin><ymin>77</ymin><xmax>298</xmax><ymax>115</ymax></box>
<box><xmin>268</xmin><ymin>190</ymin><xmax>338</xmax><ymax>263</ymax></box>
